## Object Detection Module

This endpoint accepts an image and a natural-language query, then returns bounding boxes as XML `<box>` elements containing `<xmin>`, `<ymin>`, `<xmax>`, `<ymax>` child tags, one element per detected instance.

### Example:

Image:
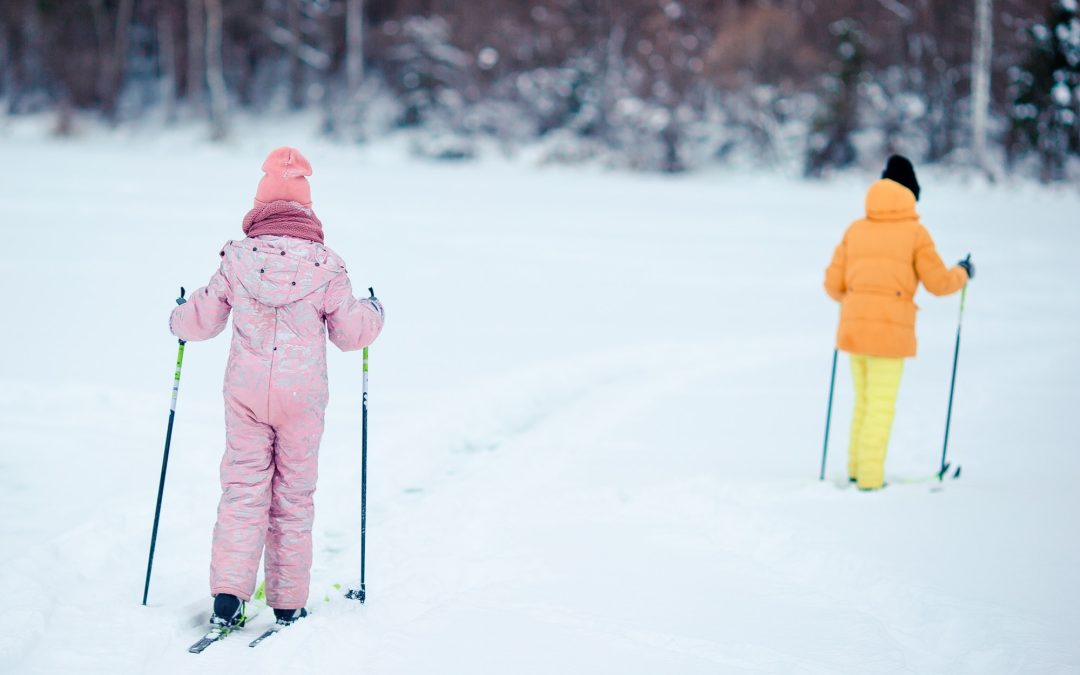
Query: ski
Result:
<box><xmin>889</xmin><ymin>463</ymin><xmax>962</xmax><ymax>486</ymax></box>
<box><xmin>249</xmin><ymin>608</ymin><xmax>308</xmax><ymax>648</ymax></box>
<box><xmin>188</xmin><ymin>625</ymin><xmax>236</xmax><ymax>653</ymax></box>
<box><xmin>832</xmin><ymin>463</ymin><xmax>963</xmax><ymax>489</ymax></box>
<box><xmin>248</xmin><ymin>625</ymin><xmax>282</xmax><ymax>648</ymax></box>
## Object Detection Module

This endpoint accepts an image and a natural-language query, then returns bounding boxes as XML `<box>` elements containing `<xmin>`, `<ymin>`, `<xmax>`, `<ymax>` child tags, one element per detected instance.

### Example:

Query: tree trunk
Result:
<box><xmin>105</xmin><ymin>0</ymin><xmax>134</xmax><ymax>123</ymax></box>
<box><xmin>346</xmin><ymin>0</ymin><xmax>364</xmax><ymax>97</ymax></box>
<box><xmin>288</xmin><ymin>0</ymin><xmax>303</xmax><ymax>109</ymax></box>
<box><xmin>971</xmin><ymin>0</ymin><xmax>993</xmax><ymax>174</ymax></box>
<box><xmin>597</xmin><ymin>21</ymin><xmax>626</xmax><ymax>141</ymax></box>
<box><xmin>205</xmin><ymin>0</ymin><xmax>228</xmax><ymax>139</ymax></box>
<box><xmin>90</xmin><ymin>0</ymin><xmax>110</xmax><ymax>107</ymax></box>
<box><xmin>319</xmin><ymin>3</ymin><xmax>338</xmax><ymax>135</ymax></box>
<box><xmin>16</xmin><ymin>0</ymin><xmax>46</xmax><ymax>111</ymax></box>
<box><xmin>158</xmin><ymin>3</ymin><xmax>178</xmax><ymax>123</ymax></box>
<box><xmin>0</xmin><ymin>15</ymin><xmax>8</xmax><ymax>111</ymax></box>
<box><xmin>187</xmin><ymin>0</ymin><xmax>205</xmax><ymax>112</ymax></box>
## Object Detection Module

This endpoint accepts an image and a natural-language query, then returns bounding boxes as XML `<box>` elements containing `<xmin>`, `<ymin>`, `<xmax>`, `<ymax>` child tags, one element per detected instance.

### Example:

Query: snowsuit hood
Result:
<box><xmin>865</xmin><ymin>179</ymin><xmax>918</xmax><ymax>222</ymax></box>
<box><xmin>225</xmin><ymin>235</ymin><xmax>344</xmax><ymax>309</ymax></box>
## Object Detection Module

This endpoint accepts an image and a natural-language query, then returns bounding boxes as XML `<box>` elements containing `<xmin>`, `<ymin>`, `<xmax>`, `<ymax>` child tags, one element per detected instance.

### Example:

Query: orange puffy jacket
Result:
<box><xmin>824</xmin><ymin>179</ymin><xmax>968</xmax><ymax>358</ymax></box>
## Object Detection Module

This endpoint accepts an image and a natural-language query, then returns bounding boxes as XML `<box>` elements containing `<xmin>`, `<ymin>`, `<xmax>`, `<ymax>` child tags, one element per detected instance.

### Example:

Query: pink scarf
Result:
<box><xmin>242</xmin><ymin>200</ymin><xmax>324</xmax><ymax>244</ymax></box>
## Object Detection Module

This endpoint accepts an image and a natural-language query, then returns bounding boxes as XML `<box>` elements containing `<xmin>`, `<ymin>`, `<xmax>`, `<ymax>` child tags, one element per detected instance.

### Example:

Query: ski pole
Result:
<box><xmin>939</xmin><ymin>278</ymin><xmax>969</xmax><ymax>481</ymax></box>
<box><xmin>819</xmin><ymin>348</ymin><xmax>839</xmax><ymax>480</ymax></box>
<box><xmin>347</xmin><ymin>287</ymin><xmax>375</xmax><ymax>603</ymax></box>
<box><xmin>143</xmin><ymin>287</ymin><xmax>187</xmax><ymax>606</ymax></box>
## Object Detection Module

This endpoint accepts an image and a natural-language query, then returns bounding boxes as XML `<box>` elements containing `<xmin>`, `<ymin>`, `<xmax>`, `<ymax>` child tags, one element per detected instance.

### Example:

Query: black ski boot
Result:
<box><xmin>211</xmin><ymin>593</ymin><xmax>247</xmax><ymax>628</ymax></box>
<box><xmin>272</xmin><ymin>607</ymin><xmax>308</xmax><ymax>626</ymax></box>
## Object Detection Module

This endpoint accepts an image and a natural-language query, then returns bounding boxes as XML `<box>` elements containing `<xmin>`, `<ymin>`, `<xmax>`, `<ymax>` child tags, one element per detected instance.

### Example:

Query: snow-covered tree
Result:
<box><xmin>805</xmin><ymin>19</ymin><xmax>866</xmax><ymax>177</ymax></box>
<box><xmin>1007</xmin><ymin>0</ymin><xmax>1080</xmax><ymax>180</ymax></box>
<box><xmin>384</xmin><ymin>16</ymin><xmax>470</xmax><ymax>128</ymax></box>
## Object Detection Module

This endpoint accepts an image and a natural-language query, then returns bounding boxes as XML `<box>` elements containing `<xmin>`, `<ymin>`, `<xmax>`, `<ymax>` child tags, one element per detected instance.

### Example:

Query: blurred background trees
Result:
<box><xmin>0</xmin><ymin>0</ymin><xmax>1076</xmax><ymax>179</ymax></box>
<box><xmin>1006</xmin><ymin>0</ymin><xmax>1080</xmax><ymax>180</ymax></box>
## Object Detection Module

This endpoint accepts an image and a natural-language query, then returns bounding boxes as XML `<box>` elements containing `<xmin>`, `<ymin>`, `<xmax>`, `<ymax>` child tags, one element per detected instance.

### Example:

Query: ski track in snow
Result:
<box><xmin>1</xmin><ymin>127</ymin><xmax>1078</xmax><ymax>673</ymax></box>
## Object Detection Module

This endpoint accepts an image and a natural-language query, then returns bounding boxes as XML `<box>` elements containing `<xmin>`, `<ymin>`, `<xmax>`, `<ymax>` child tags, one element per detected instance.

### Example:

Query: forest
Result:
<box><xmin>1</xmin><ymin>0</ymin><xmax>1077</xmax><ymax>179</ymax></box>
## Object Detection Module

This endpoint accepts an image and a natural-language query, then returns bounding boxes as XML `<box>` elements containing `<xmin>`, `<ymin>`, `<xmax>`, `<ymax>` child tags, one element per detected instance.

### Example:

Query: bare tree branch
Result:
<box><xmin>874</xmin><ymin>0</ymin><xmax>914</xmax><ymax>22</ymax></box>
<box><xmin>262</xmin><ymin>18</ymin><xmax>332</xmax><ymax>70</ymax></box>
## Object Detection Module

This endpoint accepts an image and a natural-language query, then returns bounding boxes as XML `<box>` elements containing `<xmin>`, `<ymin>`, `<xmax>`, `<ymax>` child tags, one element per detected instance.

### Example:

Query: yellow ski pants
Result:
<box><xmin>848</xmin><ymin>354</ymin><xmax>905</xmax><ymax>489</ymax></box>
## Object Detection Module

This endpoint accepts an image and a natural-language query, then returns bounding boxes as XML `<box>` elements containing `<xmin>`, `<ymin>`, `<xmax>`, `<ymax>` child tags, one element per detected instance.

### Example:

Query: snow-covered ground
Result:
<box><xmin>1</xmin><ymin>124</ymin><xmax>1078</xmax><ymax>673</ymax></box>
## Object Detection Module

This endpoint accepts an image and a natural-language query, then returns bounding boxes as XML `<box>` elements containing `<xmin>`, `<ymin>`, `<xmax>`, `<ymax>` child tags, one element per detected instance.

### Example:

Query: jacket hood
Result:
<box><xmin>865</xmin><ymin>179</ymin><xmax>918</xmax><ymax>221</ymax></box>
<box><xmin>223</xmin><ymin>235</ymin><xmax>345</xmax><ymax>308</ymax></box>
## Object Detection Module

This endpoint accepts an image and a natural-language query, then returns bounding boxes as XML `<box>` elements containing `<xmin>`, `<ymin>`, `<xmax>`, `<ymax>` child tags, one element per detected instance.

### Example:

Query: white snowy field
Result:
<box><xmin>1</xmin><ymin>124</ymin><xmax>1078</xmax><ymax>674</ymax></box>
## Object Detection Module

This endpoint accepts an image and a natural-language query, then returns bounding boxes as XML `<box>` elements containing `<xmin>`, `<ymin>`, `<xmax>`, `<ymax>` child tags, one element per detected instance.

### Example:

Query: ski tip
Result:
<box><xmin>248</xmin><ymin>630</ymin><xmax>276</xmax><ymax>648</ymax></box>
<box><xmin>188</xmin><ymin>635</ymin><xmax>222</xmax><ymax>654</ymax></box>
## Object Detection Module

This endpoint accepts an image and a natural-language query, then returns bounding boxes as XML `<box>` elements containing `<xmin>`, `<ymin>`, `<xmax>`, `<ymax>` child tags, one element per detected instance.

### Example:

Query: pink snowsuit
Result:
<box><xmin>169</xmin><ymin>234</ymin><xmax>383</xmax><ymax>609</ymax></box>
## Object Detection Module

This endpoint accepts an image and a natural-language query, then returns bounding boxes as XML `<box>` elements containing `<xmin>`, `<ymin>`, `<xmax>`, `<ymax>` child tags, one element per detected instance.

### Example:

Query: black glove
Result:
<box><xmin>176</xmin><ymin>286</ymin><xmax>187</xmax><ymax>305</ymax></box>
<box><xmin>957</xmin><ymin>255</ymin><xmax>974</xmax><ymax>280</ymax></box>
<box><xmin>367</xmin><ymin>287</ymin><xmax>384</xmax><ymax>319</ymax></box>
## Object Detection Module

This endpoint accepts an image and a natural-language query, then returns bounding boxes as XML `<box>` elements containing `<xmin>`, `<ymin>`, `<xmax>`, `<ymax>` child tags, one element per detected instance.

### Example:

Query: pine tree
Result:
<box><xmin>805</xmin><ymin>19</ymin><xmax>867</xmax><ymax>177</ymax></box>
<box><xmin>1007</xmin><ymin>0</ymin><xmax>1080</xmax><ymax>180</ymax></box>
<box><xmin>386</xmin><ymin>16</ymin><xmax>469</xmax><ymax>128</ymax></box>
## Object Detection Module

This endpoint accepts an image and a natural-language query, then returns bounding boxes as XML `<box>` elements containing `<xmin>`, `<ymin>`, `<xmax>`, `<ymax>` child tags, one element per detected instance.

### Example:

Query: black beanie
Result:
<box><xmin>882</xmin><ymin>155</ymin><xmax>920</xmax><ymax>201</ymax></box>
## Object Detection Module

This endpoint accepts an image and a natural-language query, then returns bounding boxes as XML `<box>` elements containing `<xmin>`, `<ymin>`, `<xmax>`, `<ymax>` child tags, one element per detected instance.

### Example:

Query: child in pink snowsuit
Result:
<box><xmin>169</xmin><ymin>147</ymin><xmax>383</xmax><ymax>626</ymax></box>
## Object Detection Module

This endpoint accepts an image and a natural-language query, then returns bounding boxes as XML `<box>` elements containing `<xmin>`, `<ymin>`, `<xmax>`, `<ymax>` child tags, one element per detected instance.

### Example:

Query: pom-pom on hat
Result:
<box><xmin>881</xmin><ymin>154</ymin><xmax>920</xmax><ymax>201</ymax></box>
<box><xmin>254</xmin><ymin>147</ymin><xmax>313</xmax><ymax>207</ymax></box>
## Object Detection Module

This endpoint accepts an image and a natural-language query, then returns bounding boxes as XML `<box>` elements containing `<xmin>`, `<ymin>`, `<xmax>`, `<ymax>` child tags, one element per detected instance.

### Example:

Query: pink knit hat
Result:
<box><xmin>254</xmin><ymin>147</ymin><xmax>313</xmax><ymax>207</ymax></box>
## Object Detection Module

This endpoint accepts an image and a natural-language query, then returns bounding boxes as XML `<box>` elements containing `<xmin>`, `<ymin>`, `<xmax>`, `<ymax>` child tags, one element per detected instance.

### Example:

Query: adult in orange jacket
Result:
<box><xmin>824</xmin><ymin>156</ymin><xmax>973</xmax><ymax>490</ymax></box>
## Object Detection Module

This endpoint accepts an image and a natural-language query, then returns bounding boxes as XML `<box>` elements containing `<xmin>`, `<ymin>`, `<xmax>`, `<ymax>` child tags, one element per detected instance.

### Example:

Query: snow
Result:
<box><xmin>1</xmin><ymin>122</ymin><xmax>1078</xmax><ymax>673</ymax></box>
